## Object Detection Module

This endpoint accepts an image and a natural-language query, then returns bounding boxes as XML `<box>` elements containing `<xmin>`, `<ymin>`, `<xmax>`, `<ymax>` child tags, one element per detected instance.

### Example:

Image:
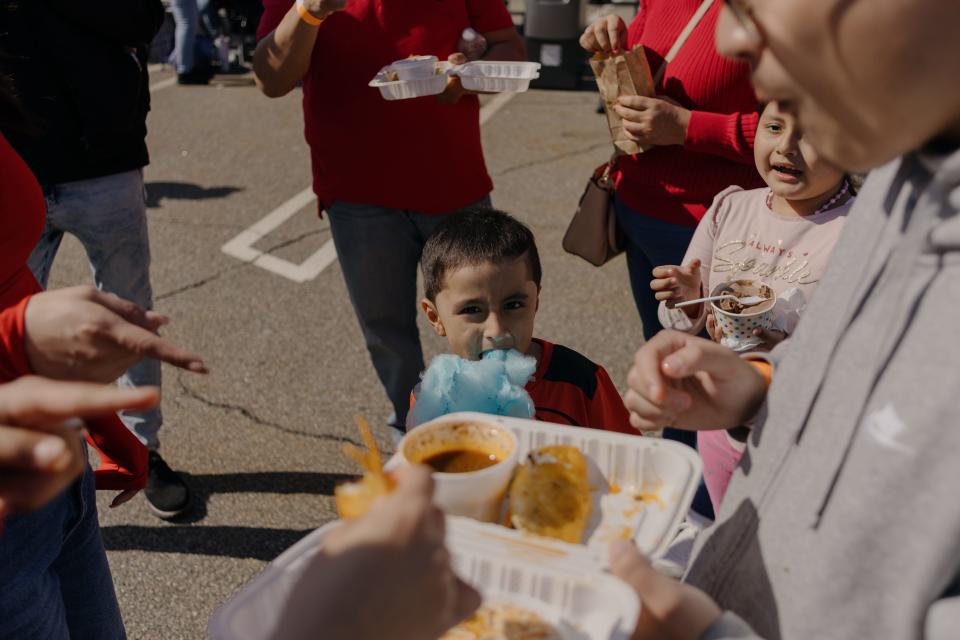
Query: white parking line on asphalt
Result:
<box><xmin>150</xmin><ymin>76</ymin><xmax>178</xmax><ymax>92</ymax></box>
<box><xmin>221</xmin><ymin>91</ymin><xmax>518</xmax><ymax>283</ymax></box>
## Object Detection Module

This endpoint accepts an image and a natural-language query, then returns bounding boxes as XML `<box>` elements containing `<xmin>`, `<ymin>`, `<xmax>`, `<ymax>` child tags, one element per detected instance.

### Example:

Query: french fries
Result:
<box><xmin>334</xmin><ymin>416</ymin><xmax>396</xmax><ymax>519</ymax></box>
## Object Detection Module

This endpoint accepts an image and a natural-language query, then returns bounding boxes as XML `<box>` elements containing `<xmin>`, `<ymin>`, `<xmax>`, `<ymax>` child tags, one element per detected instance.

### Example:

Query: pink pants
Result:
<box><xmin>698</xmin><ymin>430</ymin><xmax>745</xmax><ymax>516</ymax></box>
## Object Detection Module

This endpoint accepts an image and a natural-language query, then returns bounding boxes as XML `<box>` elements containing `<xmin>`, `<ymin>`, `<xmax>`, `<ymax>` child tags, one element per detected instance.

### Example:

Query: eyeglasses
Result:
<box><xmin>723</xmin><ymin>0</ymin><xmax>764</xmax><ymax>46</ymax></box>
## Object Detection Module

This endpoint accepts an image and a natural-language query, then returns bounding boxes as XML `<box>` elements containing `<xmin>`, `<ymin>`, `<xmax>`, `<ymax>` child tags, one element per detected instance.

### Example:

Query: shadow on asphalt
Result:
<box><xmin>145</xmin><ymin>181</ymin><xmax>243</xmax><ymax>208</ymax></box>
<box><xmin>173</xmin><ymin>471</ymin><xmax>356</xmax><ymax>524</ymax></box>
<box><xmin>101</xmin><ymin>525</ymin><xmax>313</xmax><ymax>561</ymax></box>
<box><xmin>101</xmin><ymin>472</ymin><xmax>356</xmax><ymax>560</ymax></box>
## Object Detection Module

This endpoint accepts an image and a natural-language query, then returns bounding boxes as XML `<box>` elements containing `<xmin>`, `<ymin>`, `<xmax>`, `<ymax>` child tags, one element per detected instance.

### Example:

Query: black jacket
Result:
<box><xmin>0</xmin><ymin>0</ymin><xmax>165</xmax><ymax>186</ymax></box>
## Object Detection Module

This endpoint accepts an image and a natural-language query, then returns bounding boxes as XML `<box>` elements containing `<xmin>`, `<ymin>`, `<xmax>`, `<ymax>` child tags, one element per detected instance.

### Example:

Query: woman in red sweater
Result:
<box><xmin>581</xmin><ymin>1</ymin><xmax>764</xmax><ymax>342</ymax></box>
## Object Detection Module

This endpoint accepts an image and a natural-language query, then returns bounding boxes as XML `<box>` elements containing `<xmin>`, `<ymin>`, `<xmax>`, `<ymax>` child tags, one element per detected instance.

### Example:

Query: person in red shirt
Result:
<box><xmin>581</xmin><ymin>3</ymin><xmax>765</xmax><ymax>342</ymax></box>
<box><xmin>415</xmin><ymin>208</ymin><xmax>637</xmax><ymax>434</ymax></box>
<box><xmin>253</xmin><ymin>0</ymin><xmax>526</xmax><ymax>434</ymax></box>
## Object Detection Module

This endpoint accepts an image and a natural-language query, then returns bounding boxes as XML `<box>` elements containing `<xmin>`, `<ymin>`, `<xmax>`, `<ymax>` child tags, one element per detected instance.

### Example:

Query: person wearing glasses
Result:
<box><xmin>610</xmin><ymin>0</ymin><xmax>960</xmax><ymax>638</ymax></box>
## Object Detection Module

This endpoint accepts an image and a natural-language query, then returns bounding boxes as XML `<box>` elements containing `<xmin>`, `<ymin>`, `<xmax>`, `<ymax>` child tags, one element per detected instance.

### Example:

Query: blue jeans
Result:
<box><xmin>168</xmin><ymin>0</ymin><xmax>209</xmax><ymax>73</ymax></box>
<box><xmin>28</xmin><ymin>170</ymin><xmax>163</xmax><ymax>449</ymax></box>
<box><xmin>326</xmin><ymin>197</ymin><xmax>490</xmax><ymax>427</ymax></box>
<box><xmin>613</xmin><ymin>195</ymin><xmax>697</xmax><ymax>342</ymax></box>
<box><xmin>0</xmin><ymin>464</ymin><xmax>126</xmax><ymax>639</ymax></box>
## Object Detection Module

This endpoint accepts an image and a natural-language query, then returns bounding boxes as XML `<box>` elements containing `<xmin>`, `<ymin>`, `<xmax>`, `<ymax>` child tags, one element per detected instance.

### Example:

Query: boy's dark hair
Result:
<box><xmin>421</xmin><ymin>208</ymin><xmax>542</xmax><ymax>301</ymax></box>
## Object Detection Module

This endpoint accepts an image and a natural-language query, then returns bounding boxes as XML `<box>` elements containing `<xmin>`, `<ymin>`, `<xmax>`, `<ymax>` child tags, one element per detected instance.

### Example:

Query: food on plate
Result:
<box><xmin>507</xmin><ymin>446</ymin><xmax>591</xmax><ymax>544</ymax></box>
<box><xmin>334</xmin><ymin>416</ymin><xmax>395</xmax><ymax>519</ymax></box>
<box><xmin>442</xmin><ymin>602</ymin><xmax>561</xmax><ymax>640</ymax></box>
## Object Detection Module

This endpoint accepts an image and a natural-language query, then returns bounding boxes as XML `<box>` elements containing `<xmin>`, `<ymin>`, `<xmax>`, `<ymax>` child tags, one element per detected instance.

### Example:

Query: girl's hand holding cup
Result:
<box><xmin>651</xmin><ymin>259</ymin><xmax>702</xmax><ymax>317</ymax></box>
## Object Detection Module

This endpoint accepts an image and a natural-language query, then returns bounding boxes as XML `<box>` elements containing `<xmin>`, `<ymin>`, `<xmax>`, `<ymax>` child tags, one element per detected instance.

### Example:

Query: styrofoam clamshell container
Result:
<box><xmin>209</xmin><ymin>413</ymin><xmax>699</xmax><ymax>640</ymax></box>
<box><xmin>451</xmin><ymin>61</ymin><xmax>542</xmax><ymax>93</ymax></box>
<box><xmin>368</xmin><ymin>61</ymin><xmax>452</xmax><ymax>100</ymax></box>
<box><xmin>209</xmin><ymin>517</ymin><xmax>640</xmax><ymax>640</ymax></box>
<box><xmin>394</xmin><ymin>412</ymin><xmax>702</xmax><ymax>562</ymax></box>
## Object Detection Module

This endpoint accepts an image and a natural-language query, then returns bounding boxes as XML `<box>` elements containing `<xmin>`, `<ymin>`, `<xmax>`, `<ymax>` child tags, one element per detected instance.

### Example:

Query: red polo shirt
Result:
<box><xmin>257</xmin><ymin>0</ymin><xmax>514</xmax><ymax>214</ymax></box>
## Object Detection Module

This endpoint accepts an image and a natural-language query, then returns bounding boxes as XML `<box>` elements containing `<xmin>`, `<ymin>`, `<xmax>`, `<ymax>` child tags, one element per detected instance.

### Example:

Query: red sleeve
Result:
<box><xmin>0</xmin><ymin>296</ymin><xmax>33</xmax><ymax>382</ymax></box>
<box><xmin>466</xmin><ymin>0</ymin><xmax>515</xmax><ymax>34</ymax></box>
<box><xmin>86</xmin><ymin>416</ymin><xmax>148</xmax><ymax>491</ymax></box>
<box><xmin>257</xmin><ymin>0</ymin><xmax>295</xmax><ymax>40</ymax></box>
<box><xmin>684</xmin><ymin>110</ymin><xmax>760</xmax><ymax>166</ymax></box>
<box><xmin>590</xmin><ymin>366</ymin><xmax>640</xmax><ymax>435</ymax></box>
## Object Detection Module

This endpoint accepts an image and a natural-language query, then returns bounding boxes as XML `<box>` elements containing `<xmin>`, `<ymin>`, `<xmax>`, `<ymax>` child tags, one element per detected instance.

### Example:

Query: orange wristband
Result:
<box><xmin>748</xmin><ymin>360</ymin><xmax>773</xmax><ymax>387</ymax></box>
<box><xmin>296</xmin><ymin>0</ymin><xmax>324</xmax><ymax>26</ymax></box>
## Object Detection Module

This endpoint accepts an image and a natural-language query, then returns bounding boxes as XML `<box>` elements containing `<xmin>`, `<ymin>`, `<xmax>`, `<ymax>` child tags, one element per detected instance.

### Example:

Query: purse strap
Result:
<box><xmin>652</xmin><ymin>0</ymin><xmax>716</xmax><ymax>86</ymax></box>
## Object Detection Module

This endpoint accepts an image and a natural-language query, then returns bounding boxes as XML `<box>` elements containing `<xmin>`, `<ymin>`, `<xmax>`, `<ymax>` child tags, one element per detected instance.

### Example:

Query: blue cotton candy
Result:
<box><xmin>407</xmin><ymin>349</ymin><xmax>537</xmax><ymax>427</ymax></box>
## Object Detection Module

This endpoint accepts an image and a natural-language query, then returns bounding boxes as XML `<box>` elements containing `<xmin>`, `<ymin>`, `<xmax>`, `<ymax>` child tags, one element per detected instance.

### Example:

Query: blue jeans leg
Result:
<box><xmin>613</xmin><ymin>196</ymin><xmax>697</xmax><ymax>342</ymax></box>
<box><xmin>28</xmin><ymin>170</ymin><xmax>163</xmax><ymax>449</ymax></box>
<box><xmin>326</xmin><ymin>198</ymin><xmax>490</xmax><ymax>427</ymax></box>
<box><xmin>169</xmin><ymin>0</ymin><xmax>199</xmax><ymax>73</ymax></box>
<box><xmin>0</xmin><ymin>465</ymin><xmax>126</xmax><ymax>640</ymax></box>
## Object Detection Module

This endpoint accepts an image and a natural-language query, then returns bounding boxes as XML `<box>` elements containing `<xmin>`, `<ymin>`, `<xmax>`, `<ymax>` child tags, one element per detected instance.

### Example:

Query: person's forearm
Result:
<box><xmin>481</xmin><ymin>34</ymin><xmax>527</xmax><ymax>62</ymax></box>
<box><xmin>253</xmin><ymin>7</ymin><xmax>323</xmax><ymax>98</ymax></box>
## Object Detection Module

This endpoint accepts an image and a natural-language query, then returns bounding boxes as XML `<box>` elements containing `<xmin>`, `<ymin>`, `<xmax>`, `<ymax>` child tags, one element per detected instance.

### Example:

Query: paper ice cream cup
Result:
<box><xmin>399</xmin><ymin>418</ymin><xmax>518</xmax><ymax>522</ymax></box>
<box><xmin>709</xmin><ymin>280</ymin><xmax>777</xmax><ymax>343</ymax></box>
<box><xmin>391</xmin><ymin>55</ymin><xmax>440</xmax><ymax>80</ymax></box>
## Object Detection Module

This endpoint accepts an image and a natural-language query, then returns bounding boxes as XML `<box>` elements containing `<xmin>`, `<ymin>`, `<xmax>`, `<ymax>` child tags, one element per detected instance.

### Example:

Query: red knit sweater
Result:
<box><xmin>615</xmin><ymin>0</ymin><xmax>765</xmax><ymax>227</ymax></box>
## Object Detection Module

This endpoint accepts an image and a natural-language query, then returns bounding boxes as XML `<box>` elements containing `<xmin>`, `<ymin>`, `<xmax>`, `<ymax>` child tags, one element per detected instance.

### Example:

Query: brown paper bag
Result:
<box><xmin>590</xmin><ymin>47</ymin><xmax>656</xmax><ymax>155</ymax></box>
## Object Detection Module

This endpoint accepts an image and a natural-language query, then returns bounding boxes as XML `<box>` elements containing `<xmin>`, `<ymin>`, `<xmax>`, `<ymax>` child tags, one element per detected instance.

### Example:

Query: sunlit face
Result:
<box><xmin>755</xmin><ymin>102</ymin><xmax>844</xmax><ymax>201</ymax></box>
<box><xmin>717</xmin><ymin>0</ymin><xmax>960</xmax><ymax>172</ymax></box>
<box><xmin>422</xmin><ymin>256</ymin><xmax>539</xmax><ymax>361</ymax></box>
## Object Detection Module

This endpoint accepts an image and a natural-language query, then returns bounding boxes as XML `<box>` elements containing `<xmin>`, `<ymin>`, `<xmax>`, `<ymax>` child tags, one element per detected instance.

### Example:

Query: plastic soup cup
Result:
<box><xmin>399</xmin><ymin>418</ymin><xmax>519</xmax><ymax>522</ymax></box>
<box><xmin>391</xmin><ymin>55</ymin><xmax>439</xmax><ymax>81</ymax></box>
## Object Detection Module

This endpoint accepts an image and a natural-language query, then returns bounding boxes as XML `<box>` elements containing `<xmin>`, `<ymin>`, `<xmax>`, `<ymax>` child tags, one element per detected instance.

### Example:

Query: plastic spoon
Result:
<box><xmin>674</xmin><ymin>293</ymin><xmax>768</xmax><ymax>309</ymax></box>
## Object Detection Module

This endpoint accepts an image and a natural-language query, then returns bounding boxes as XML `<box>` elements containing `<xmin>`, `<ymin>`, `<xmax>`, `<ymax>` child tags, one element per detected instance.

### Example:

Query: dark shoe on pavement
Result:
<box><xmin>145</xmin><ymin>451</ymin><xmax>191</xmax><ymax>519</ymax></box>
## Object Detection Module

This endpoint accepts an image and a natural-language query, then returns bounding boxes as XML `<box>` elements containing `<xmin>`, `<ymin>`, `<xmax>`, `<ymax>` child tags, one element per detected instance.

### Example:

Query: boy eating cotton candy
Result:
<box><xmin>408</xmin><ymin>208</ymin><xmax>635</xmax><ymax>435</ymax></box>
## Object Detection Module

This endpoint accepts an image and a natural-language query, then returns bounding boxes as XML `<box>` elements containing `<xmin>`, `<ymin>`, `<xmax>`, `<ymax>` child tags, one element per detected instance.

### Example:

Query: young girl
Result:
<box><xmin>650</xmin><ymin>101</ymin><xmax>855</xmax><ymax>513</ymax></box>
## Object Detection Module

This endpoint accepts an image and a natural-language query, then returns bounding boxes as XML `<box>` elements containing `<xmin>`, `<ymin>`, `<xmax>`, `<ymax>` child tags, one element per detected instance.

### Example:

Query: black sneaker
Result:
<box><xmin>145</xmin><ymin>451</ymin><xmax>191</xmax><ymax>519</ymax></box>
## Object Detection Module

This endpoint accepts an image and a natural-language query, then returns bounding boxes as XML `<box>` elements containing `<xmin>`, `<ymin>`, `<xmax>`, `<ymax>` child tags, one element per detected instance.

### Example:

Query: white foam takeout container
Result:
<box><xmin>209</xmin><ymin>516</ymin><xmax>640</xmax><ymax>640</ymax></box>
<box><xmin>369</xmin><ymin>61</ymin><xmax>542</xmax><ymax>100</ymax></box>
<box><xmin>209</xmin><ymin>413</ymin><xmax>700</xmax><ymax>640</ymax></box>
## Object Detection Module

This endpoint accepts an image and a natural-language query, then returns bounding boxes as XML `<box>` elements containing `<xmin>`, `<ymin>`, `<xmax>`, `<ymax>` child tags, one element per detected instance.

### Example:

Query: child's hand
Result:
<box><xmin>705</xmin><ymin>312</ymin><xmax>723</xmax><ymax>343</ymax></box>
<box><xmin>651</xmin><ymin>260</ymin><xmax>702</xmax><ymax>317</ymax></box>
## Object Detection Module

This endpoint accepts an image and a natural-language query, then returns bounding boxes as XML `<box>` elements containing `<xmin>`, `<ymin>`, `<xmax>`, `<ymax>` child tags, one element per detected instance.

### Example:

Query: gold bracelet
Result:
<box><xmin>295</xmin><ymin>0</ymin><xmax>324</xmax><ymax>26</ymax></box>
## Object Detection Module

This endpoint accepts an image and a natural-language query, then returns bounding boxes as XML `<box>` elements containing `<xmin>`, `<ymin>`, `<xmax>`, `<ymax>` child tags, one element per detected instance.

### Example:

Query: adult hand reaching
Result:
<box><xmin>0</xmin><ymin>376</ymin><xmax>159</xmax><ymax>518</ymax></box>
<box><xmin>613</xmin><ymin>95</ymin><xmax>692</xmax><ymax>147</ymax></box>
<box><xmin>24</xmin><ymin>285</ymin><xmax>207</xmax><ymax>384</ymax></box>
<box><xmin>624</xmin><ymin>331</ymin><xmax>767</xmax><ymax>431</ymax></box>
<box><xmin>273</xmin><ymin>465</ymin><xmax>481</xmax><ymax>640</ymax></box>
<box><xmin>610</xmin><ymin>540</ymin><xmax>722</xmax><ymax>639</ymax></box>
<box><xmin>580</xmin><ymin>15</ymin><xmax>629</xmax><ymax>55</ymax></box>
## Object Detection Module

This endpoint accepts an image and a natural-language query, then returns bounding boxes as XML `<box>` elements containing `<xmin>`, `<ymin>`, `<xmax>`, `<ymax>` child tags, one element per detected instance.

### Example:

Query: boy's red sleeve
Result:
<box><xmin>590</xmin><ymin>366</ymin><xmax>640</xmax><ymax>435</ymax></box>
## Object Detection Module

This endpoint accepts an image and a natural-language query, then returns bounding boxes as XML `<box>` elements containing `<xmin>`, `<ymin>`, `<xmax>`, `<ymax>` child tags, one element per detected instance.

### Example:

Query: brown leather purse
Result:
<box><xmin>562</xmin><ymin>159</ymin><xmax>624</xmax><ymax>266</ymax></box>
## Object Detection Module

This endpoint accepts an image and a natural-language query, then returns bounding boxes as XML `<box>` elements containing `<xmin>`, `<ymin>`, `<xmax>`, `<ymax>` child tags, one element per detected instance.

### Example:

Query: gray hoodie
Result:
<box><xmin>686</xmin><ymin>145</ymin><xmax>960</xmax><ymax>640</ymax></box>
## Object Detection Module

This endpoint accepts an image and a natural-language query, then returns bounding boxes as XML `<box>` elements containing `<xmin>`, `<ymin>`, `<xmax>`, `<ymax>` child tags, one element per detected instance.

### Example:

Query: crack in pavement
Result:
<box><xmin>493</xmin><ymin>141</ymin><xmax>610</xmax><ymax>178</ymax></box>
<box><xmin>257</xmin><ymin>228</ymin><xmax>326</xmax><ymax>254</ymax></box>
<box><xmin>176</xmin><ymin>373</ymin><xmax>363</xmax><ymax>447</ymax></box>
